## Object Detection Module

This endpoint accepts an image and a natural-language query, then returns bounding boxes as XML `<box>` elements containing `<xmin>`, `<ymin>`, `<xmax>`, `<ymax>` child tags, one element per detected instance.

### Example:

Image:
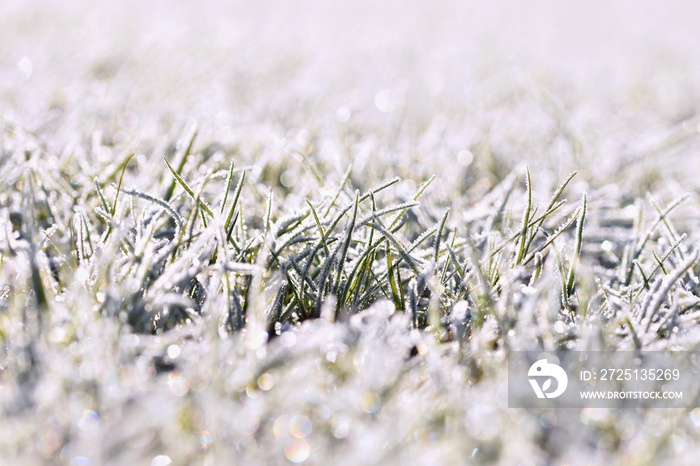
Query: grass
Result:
<box><xmin>3</xmin><ymin>138</ymin><xmax>700</xmax><ymax>464</ymax></box>
<box><xmin>3</xmin><ymin>1</ymin><xmax>700</xmax><ymax>465</ymax></box>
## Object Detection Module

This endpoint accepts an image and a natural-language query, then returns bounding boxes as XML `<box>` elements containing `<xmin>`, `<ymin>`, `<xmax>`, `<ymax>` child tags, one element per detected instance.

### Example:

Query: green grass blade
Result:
<box><xmin>164</xmin><ymin>128</ymin><xmax>198</xmax><ymax>201</ymax></box>
<box><xmin>164</xmin><ymin>157</ymin><xmax>214</xmax><ymax>217</ymax></box>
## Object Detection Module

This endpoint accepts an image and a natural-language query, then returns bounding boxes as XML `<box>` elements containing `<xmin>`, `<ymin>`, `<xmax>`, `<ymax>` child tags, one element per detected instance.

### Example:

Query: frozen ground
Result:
<box><xmin>2</xmin><ymin>1</ymin><xmax>700</xmax><ymax>465</ymax></box>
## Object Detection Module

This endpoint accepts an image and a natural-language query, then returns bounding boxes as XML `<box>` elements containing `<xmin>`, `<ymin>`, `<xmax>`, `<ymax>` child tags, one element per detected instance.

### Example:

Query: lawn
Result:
<box><xmin>2</xmin><ymin>1</ymin><xmax>700</xmax><ymax>465</ymax></box>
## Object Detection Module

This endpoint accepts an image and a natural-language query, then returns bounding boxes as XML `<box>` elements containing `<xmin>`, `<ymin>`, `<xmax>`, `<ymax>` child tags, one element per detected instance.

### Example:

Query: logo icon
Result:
<box><xmin>528</xmin><ymin>358</ymin><xmax>568</xmax><ymax>399</ymax></box>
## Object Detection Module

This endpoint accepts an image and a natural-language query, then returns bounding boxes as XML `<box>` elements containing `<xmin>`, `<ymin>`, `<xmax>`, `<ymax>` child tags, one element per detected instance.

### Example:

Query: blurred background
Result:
<box><xmin>2</xmin><ymin>0</ymin><xmax>700</xmax><ymax>200</ymax></box>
